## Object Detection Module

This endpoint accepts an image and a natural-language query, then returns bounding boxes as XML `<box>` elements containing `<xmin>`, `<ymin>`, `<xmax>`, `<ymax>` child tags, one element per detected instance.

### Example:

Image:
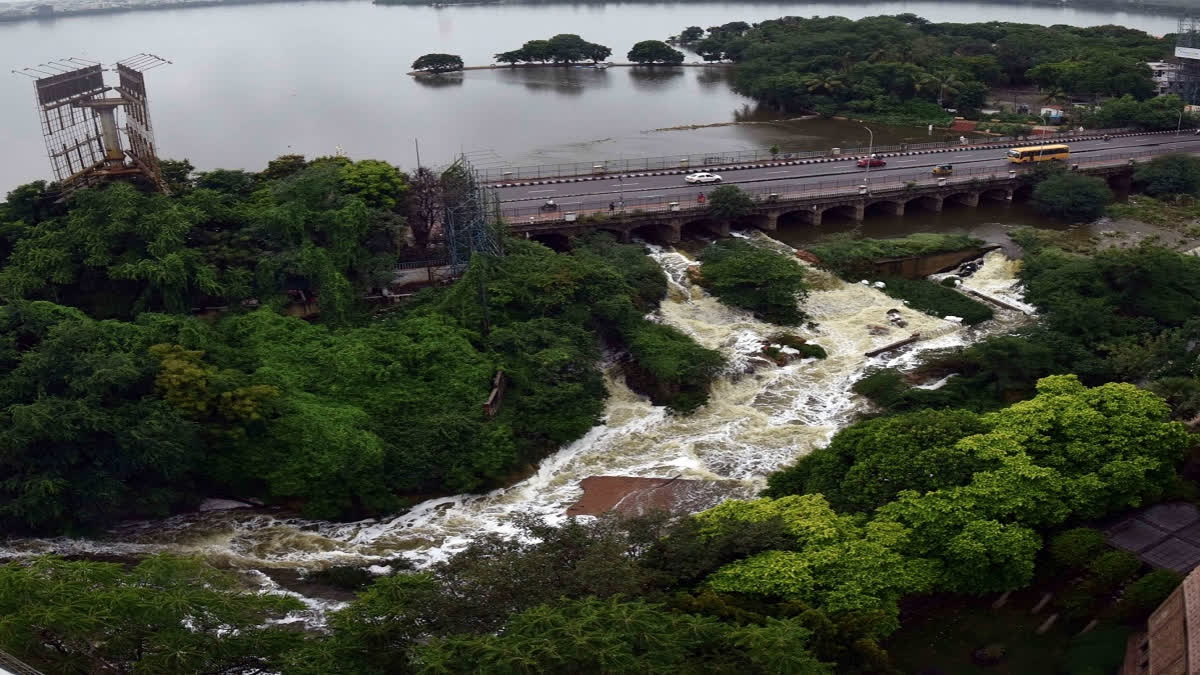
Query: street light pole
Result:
<box><xmin>862</xmin><ymin>125</ymin><xmax>875</xmax><ymax>192</ymax></box>
<box><xmin>1177</xmin><ymin>106</ymin><xmax>1185</xmax><ymax>136</ymax></box>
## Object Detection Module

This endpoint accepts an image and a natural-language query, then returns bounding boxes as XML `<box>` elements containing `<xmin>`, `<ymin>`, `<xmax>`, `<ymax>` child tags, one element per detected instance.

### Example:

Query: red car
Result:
<box><xmin>856</xmin><ymin>157</ymin><xmax>886</xmax><ymax>168</ymax></box>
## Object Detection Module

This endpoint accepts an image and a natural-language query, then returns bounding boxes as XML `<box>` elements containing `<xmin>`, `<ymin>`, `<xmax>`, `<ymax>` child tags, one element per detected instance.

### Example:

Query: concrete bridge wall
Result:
<box><xmin>510</xmin><ymin>164</ymin><xmax>1133</xmax><ymax>245</ymax></box>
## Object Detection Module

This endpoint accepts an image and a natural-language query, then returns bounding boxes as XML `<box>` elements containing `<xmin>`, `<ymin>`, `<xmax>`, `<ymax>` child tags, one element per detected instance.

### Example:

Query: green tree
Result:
<box><xmin>627</xmin><ymin>40</ymin><xmax>685</xmax><ymax>64</ymax></box>
<box><xmin>157</xmin><ymin>158</ymin><xmax>194</xmax><ymax>193</ymax></box>
<box><xmin>1031</xmin><ymin>172</ymin><xmax>1113</xmax><ymax>222</ymax></box>
<box><xmin>1049</xmin><ymin>528</ymin><xmax>1107</xmax><ymax>571</ymax></box>
<box><xmin>706</xmin><ymin>184</ymin><xmax>755</xmax><ymax>220</ymax></box>
<box><xmin>411</xmin><ymin>53</ymin><xmax>464</xmax><ymax>73</ymax></box>
<box><xmin>1116</xmin><ymin>570</ymin><xmax>1183</xmax><ymax>621</ymax></box>
<box><xmin>680</xmin><ymin>26</ymin><xmax>704</xmax><ymax>42</ymax></box>
<box><xmin>0</xmin><ymin>555</ymin><xmax>302</xmax><ymax>674</ymax></box>
<box><xmin>1134</xmin><ymin>153</ymin><xmax>1200</xmax><ymax>197</ymax></box>
<box><xmin>698</xmin><ymin>239</ymin><xmax>809</xmax><ymax>325</ymax></box>
<box><xmin>338</xmin><ymin>159</ymin><xmax>409</xmax><ymax>210</ymax></box>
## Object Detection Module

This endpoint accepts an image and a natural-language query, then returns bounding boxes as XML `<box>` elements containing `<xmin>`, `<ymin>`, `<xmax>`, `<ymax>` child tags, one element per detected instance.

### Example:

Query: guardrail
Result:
<box><xmin>481</xmin><ymin>127</ymin><xmax>1140</xmax><ymax>183</ymax></box>
<box><xmin>501</xmin><ymin>148</ymin><xmax>1159</xmax><ymax>226</ymax></box>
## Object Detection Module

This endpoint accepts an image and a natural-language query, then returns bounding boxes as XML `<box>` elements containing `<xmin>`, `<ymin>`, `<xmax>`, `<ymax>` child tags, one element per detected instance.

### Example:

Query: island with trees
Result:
<box><xmin>495</xmin><ymin>33</ymin><xmax>612</xmax><ymax>66</ymax></box>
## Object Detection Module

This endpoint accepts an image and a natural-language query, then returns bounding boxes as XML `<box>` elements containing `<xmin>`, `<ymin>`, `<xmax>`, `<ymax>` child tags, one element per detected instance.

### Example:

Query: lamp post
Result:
<box><xmin>1177</xmin><ymin>106</ymin><xmax>1185</xmax><ymax>136</ymax></box>
<box><xmin>862</xmin><ymin>125</ymin><xmax>875</xmax><ymax>193</ymax></box>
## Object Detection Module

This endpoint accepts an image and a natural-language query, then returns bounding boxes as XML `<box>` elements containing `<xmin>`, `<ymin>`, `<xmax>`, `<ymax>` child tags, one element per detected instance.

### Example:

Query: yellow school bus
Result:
<box><xmin>1006</xmin><ymin>144</ymin><xmax>1070</xmax><ymax>163</ymax></box>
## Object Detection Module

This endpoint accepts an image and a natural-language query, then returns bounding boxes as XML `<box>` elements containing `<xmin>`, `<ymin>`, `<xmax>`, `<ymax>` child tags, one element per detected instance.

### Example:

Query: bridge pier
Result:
<box><xmin>764</xmin><ymin>211</ymin><xmax>779</xmax><ymax>231</ymax></box>
<box><xmin>961</xmin><ymin>192</ymin><xmax>980</xmax><ymax>207</ymax></box>
<box><xmin>854</xmin><ymin>202</ymin><xmax>865</xmax><ymax>223</ymax></box>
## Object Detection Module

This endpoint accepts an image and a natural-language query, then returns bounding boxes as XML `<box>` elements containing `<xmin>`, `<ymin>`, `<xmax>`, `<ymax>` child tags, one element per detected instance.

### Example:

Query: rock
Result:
<box><xmin>872</xmin><ymin>281</ymin><xmax>886</xmax><ymax>288</ymax></box>
<box><xmin>868</xmin><ymin>324</ymin><xmax>891</xmax><ymax>336</ymax></box>
<box><xmin>566</xmin><ymin>476</ymin><xmax>739</xmax><ymax>517</ymax></box>
<box><xmin>860</xmin><ymin>279</ymin><xmax>870</xmax><ymax>285</ymax></box>
<box><xmin>794</xmin><ymin>249</ymin><xmax>821</xmax><ymax>265</ymax></box>
<box><xmin>944</xmin><ymin>315</ymin><xmax>963</xmax><ymax>323</ymax></box>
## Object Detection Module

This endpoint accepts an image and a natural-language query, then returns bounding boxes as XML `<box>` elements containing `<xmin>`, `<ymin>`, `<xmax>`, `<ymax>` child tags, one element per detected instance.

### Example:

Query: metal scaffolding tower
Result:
<box><xmin>1176</xmin><ymin>16</ymin><xmax>1200</xmax><ymax>105</ymax></box>
<box><xmin>441</xmin><ymin>155</ymin><xmax>503</xmax><ymax>275</ymax></box>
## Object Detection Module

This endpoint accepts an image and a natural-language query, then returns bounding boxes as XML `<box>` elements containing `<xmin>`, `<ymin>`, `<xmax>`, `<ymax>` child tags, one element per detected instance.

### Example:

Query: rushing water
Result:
<box><xmin>0</xmin><ymin>236</ymin><xmax>1030</xmax><ymax>582</ymax></box>
<box><xmin>0</xmin><ymin>0</ymin><xmax>1188</xmax><ymax>189</ymax></box>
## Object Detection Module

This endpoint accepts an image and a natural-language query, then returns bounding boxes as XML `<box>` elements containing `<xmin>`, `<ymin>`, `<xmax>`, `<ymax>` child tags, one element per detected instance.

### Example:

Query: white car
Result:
<box><xmin>684</xmin><ymin>172</ymin><xmax>722</xmax><ymax>184</ymax></box>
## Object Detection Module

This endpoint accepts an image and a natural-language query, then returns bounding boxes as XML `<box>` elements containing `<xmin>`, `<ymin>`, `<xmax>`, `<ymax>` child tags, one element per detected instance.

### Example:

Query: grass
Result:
<box><xmin>1108</xmin><ymin>195</ymin><xmax>1200</xmax><ymax>228</ymax></box>
<box><xmin>877</xmin><ymin>276</ymin><xmax>994</xmax><ymax>325</ymax></box>
<box><xmin>807</xmin><ymin>234</ymin><xmax>984</xmax><ymax>279</ymax></box>
<box><xmin>886</xmin><ymin>593</ymin><xmax>1077</xmax><ymax>675</ymax></box>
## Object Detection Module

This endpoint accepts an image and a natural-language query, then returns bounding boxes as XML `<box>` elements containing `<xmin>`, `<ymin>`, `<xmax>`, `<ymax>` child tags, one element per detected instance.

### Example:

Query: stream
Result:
<box><xmin>0</xmin><ymin>233</ymin><xmax>1031</xmax><ymax>626</ymax></box>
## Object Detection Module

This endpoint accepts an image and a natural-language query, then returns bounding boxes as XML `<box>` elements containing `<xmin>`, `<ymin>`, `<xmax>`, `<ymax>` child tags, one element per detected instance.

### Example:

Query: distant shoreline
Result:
<box><xmin>0</xmin><ymin>0</ymin><xmax>1193</xmax><ymax>27</ymax></box>
<box><xmin>406</xmin><ymin>62</ymin><xmax>732</xmax><ymax>75</ymax></box>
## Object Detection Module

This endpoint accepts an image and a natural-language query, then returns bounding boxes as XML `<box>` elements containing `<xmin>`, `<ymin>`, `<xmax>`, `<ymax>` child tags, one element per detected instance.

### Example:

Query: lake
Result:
<box><xmin>0</xmin><ymin>0</ymin><xmax>1187</xmax><ymax>189</ymax></box>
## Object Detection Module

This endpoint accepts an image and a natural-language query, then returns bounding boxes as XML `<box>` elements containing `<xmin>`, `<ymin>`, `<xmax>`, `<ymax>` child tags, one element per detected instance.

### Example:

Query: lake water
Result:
<box><xmin>0</xmin><ymin>0</ymin><xmax>1188</xmax><ymax>190</ymax></box>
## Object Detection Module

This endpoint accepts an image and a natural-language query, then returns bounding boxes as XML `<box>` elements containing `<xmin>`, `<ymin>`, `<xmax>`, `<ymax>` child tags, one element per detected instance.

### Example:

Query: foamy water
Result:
<box><xmin>0</xmin><ymin>233</ymin><xmax>1029</xmax><ymax>578</ymax></box>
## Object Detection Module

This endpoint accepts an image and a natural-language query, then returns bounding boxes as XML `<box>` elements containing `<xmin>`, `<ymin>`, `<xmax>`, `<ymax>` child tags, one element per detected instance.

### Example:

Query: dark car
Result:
<box><xmin>856</xmin><ymin>157</ymin><xmax>886</xmax><ymax>168</ymax></box>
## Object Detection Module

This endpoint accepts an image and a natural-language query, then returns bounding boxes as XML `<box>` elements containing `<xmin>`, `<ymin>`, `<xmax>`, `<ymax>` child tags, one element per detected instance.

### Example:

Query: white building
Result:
<box><xmin>1147</xmin><ymin>61</ymin><xmax>1185</xmax><ymax>96</ymax></box>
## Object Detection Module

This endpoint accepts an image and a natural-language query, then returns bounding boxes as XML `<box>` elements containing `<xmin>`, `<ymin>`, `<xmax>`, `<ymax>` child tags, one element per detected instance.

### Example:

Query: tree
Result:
<box><xmin>706</xmin><ymin>184</ymin><xmax>755</xmax><ymax>220</ymax></box>
<box><xmin>157</xmin><ymin>158</ymin><xmax>194</xmax><ymax>193</ymax></box>
<box><xmin>1134</xmin><ymin>153</ymin><xmax>1200</xmax><ymax>197</ymax></box>
<box><xmin>698</xmin><ymin>239</ymin><xmax>810</xmax><ymax>325</ymax></box>
<box><xmin>627</xmin><ymin>40</ymin><xmax>685</xmax><ymax>64</ymax></box>
<box><xmin>0</xmin><ymin>555</ymin><xmax>302</xmax><ymax>674</ymax></box>
<box><xmin>494</xmin><ymin>49</ymin><xmax>525</xmax><ymax>66</ymax></box>
<box><xmin>1049</xmin><ymin>528</ymin><xmax>1108</xmax><ymax>571</ymax></box>
<box><xmin>411</xmin><ymin>53</ymin><xmax>464</xmax><ymax>73</ymax></box>
<box><xmin>406</xmin><ymin>166</ymin><xmax>440</xmax><ymax>249</ymax></box>
<box><xmin>803</xmin><ymin>72</ymin><xmax>844</xmax><ymax>96</ymax></box>
<box><xmin>1117</xmin><ymin>570</ymin><xmax>1183</xmax><ymax>621</ymax></box>
<box><xmin>1031</xmin><ymin>172</ymin><xmax>1112</xmax><ymax>222</ymax></box>
<box><xmin>680</xmin><ymin>26</ymin><xmax>704</xmax><ymax>42</ymax></box>
<box><xmin>338</xmin><ymin>159</ymin><xmax>409</xmax><ymax>210</ymax></box>
<box><xmin>585</xmin><ymin>42</ymin><xmax>612</xmax><ymax>64</ymax></box>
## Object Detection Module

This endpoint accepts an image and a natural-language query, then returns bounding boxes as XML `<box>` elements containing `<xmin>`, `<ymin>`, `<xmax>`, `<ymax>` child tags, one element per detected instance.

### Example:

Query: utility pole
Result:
<box><xmin>1177</xmin><ymin>107</ymin><xmax>1185</xmax><ymax>135</ymax></box>
<box><xmin>862</xmin><ymin>125</ymin><xmax>874</xmax><ymax>193</ymax></box>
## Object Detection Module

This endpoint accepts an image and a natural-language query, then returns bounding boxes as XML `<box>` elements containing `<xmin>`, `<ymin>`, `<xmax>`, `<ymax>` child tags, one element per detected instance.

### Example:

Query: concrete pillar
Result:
<box><xmin>665</xmin><ymin>219</ymin><xmax>682</xmax><ymax>244</ymax></box>
<box><xmin>97</xmin><ymin>105</ymin><xmax>125</xmax><ymax>168</ymax></box>
<box><xmin>930</xmin><ymin>195</ymin><xmax>944</xmax><ymax>212</ymax></box>
<box><xmin>853</xmin><ymin>202</ymin><xmax>865</xmax><ymax>223</ymax></box>
<box><xmin>764</xmin><ymin>211</ymin><xmax>779</xmax><ymax>231</ymax></box>
<box><xmin>963</xmin><ymin>192</ymin><xmax>980</xmax><ymax>207</ymax></box>
<box><xmin>811</xmin><ymin>208</ymin><xmax>823</xmax><ymax>226</ymax></box>
<box><xmin>716</xmin><ymin>221</ymin><xmax>730</xmax><ymax>237</ymax></box>
<box><xmin>892</xmin><ymin>201</ymin><xmax>905</xmax><ymax>216</ymax></box>
<box><xmin>617</xmin><ymin>229</ymin><xmax>632</xmax><ymax>243</ymax></box>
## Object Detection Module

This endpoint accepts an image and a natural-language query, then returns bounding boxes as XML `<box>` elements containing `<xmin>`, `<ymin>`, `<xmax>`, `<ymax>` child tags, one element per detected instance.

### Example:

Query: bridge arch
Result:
<box><xmin>630</xmin><ymin>221</ymin><xmax>679</xmax><ymax>245</ymax></box>
<box><xmin>529</xmin><ymin>232</ymin><xmax>572</xmax><ymax>251</ymax></box>
<box><xmin>680</xmin><ymin>217</ymin><xmax>728</xmax><ymax>240</ymax></box>
<box><xmin>821</xmin><ymin>203</ymin><xmax>862</xmax><ymax>223</ymax></box>
<box><xmin>864</xmin><ymin>199</ymin><xmax>904</xmax><ymax>218</ymax></box>
<box><xmin>980</xmin><ymin>187</ymin><xmax>1012</xmax><ymax>203</ymax></box>
<box><xmin>906</xmin><ymin>194</ymin><xmax>943</xmax><ymax>212</ymax></box>
<box><xmin>944</xmin><ymin>191</ymin><xmax>980</xmax><ymax>208</ymax></box>
<box><xmin>778</xmin><ymin>207</ymin><xmax>820</xmax><ymax>227</ymax></box>
<box><xmin>731</xmin><ymin>213</ymin><xmax>771</xmax><ymax>232</ymax></box>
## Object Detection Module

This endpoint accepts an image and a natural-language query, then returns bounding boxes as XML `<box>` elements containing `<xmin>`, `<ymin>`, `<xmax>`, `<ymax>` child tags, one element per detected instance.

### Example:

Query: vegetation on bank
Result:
<box><xmin>627</xmin><ymin>40</ymin><xmax>684</xmax><ymax>64</ymax></box>
<box><xmin>876</xmin><ymin>276</ymin><xmax>994</xmax><ymax>325</ymax></box>
<box><xmin>1031</xmin><ymin>171</ymin><xmax>1114</xmax><ymax>222</ymax></box>
<box><xmin>0</xmin><ymin>159</ymin><xmax>724</xmax><ymax>532</ymax></box>
<box><xmin>696</xmin><ymin>239</ymin><xmax>809</xmax><ymax>325</ymax></box>
<box><xmin>806</xmin><ymin>233</ymin><xmax>983</xmax><ymax>279</ymax></box>
<box><xmin>681</xmin><ymin>15</ymin><xmax>1175</xmax><ymax>126</ymax></box>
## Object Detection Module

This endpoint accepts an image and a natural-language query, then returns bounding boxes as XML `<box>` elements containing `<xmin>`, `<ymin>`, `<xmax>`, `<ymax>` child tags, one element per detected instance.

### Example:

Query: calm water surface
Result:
<box><xmin>0</xmin><ymin>0</ymin><xmax>1185</xmax><ymax>189</ymax></box>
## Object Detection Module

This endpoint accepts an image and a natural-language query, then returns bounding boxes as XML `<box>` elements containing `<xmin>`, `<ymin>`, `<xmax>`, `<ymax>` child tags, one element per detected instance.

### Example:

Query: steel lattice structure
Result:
<box><xmin>13</xmin><ymin>53</ymin><xmax>171</xmax><ymax>193</ymax></box>
<box><xmin>1176</xmin><ymin>17</ymin><xmax>1200</xmax><ymax>105</ymax></box>
<box><xmin>441</xmin><ymin>155</ymin><xmax>503</xmax><ymax>275</ymax></box>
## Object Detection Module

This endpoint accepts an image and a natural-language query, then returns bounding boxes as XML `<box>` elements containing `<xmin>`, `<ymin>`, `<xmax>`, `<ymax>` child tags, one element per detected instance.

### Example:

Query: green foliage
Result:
<box><xmin>1049</xmin><ymin>528</ymin><xmax>1107</xmax><ymax>571</ymax></box>
<box><xmin>1063</xmin><ymin>625</ymin><xmax>1132</xmax><ymax>675</ymax></box>
<box><xmin>874</xmin><ymin>276</ymin><xmax>994</xmax><ymax>325</ymax></box>
<box><xmin>680</xmin><ymin>26</ymin><xmax>704</xmax><ymax>42</ymax></box>
<box><xmin>1116</xmin><ymin>570</ymin><xmax>1183</xmax><ymax>622</ymax></box>
<box><xmin>807</xmin><ymin>233</ymin><xmax>983</xmax><ymax>279</ymax></box>
<box><xmin>414</xmin><ymin>597</ymin><xmax>832</xmax><ymax>675</ymax></box>
<box><xmin>1079</xmin><ymin>94</ymin><xmax>1195</xmax><ymax>130</ymax></box>
<box><xmin>1085</xmin><ymin>550</ymin><xmax>1141</xmax><ymax>592</ymax></box>
<box><xmin>712</xmin><ymin>16</ymin><xmax>1165</xmax><ymax>118</ymax></box>
<box><xmin>627</xmin><ymin>40</ymin><xmax>685</xmax><ymax>64</ymax></box>
<box><xmin>1032</xmin><ymin>172</ymin><xmax>1113</xmax><ymax>223</ymax></box>
<box><xmin>0</xmin><ymin>302</ymin><xmax>203</xmax><ymax>533</ymax></box>
<box><xmin>875</xmin><ymin>375</ymin><xmax>1189</xmax><ymax>593</ymax></box>
<box><xmin>698</xmin><ymin>239</ymin><xmax>809</xmax><ymax>325</ymax></box>
<box><xmin>495</xmin><ymin>33</ymin><xmax>611</xmax><ymax>64</ymax></box>
<box><xmin>699</xmin><ymin>495</ymin><xmax>940</xmax><ymax>630</ymax></box>
<box><xmin>411</xmin><ymin>53</ymin><xmax>464</xmax><ymax>73</ymax></box>
<box><xmin>0</xmin><ymin>555</ymin><xmax>302</xmax><ymax>675</ymax></box>
<box><xmin>766</xmin><ymin>408</ymin><xmax>991</xmax><ymax>511</ymax></box>
<box><xmin>1134</xmin><ymin>153</ymin><xmax>1200</xmax><ymax>197</ymax></box>
<box><xmin>1108</xmin><ymin>195</ymin><xmax>1200</xmax><ymax>227</ymax></box>
<box><xmin>706</xmin><ymin>184</ymin><xmax>756</xmax><ymax>220</ymax></box>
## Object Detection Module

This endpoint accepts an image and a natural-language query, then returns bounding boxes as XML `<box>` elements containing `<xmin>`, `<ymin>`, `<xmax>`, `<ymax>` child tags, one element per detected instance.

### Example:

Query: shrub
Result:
<box><xmin>875</xmin><ymin>276</ymin><xmax>994</xmax><ymax>325</ymax></box>
<box><xmin>1086</xmin><ymin>550</ymin><xmax>1142</xmax><ymax>593</ymax></box>
<box><xmin>1032</xmin><ymin>173</ymin><xmax>1113</xmax><ymax>223</ymax></box>
<box><xmin>1049</xmin><ymin>528</ymin><xmax>1107</xmax><ymax>571</ymax></box>
<box><xmin>1116</xmin><ymin>570</ymin><xmax>1183</xmax><ymax>622</ymax></box>
<box><xmin>697</xmin><ymin>240</ymin><xmax>809</xmax><ymax>325</ymax></box>
<box><xmin>706</xmin><ymin>185</ymin><xmax>755</xmax><ymax>220</ymax></box>
<box><xmin>1134</xmin><ymin>153</ymin><xmax>1200</xmax><ymax>197</ymax></box>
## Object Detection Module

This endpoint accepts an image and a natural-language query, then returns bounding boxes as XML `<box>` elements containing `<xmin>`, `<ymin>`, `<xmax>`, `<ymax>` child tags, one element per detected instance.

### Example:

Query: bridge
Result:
<box><xmin>495</xmin><ymin>137</ymin><xmax>1187</xmax><ymax>247</ymax></box>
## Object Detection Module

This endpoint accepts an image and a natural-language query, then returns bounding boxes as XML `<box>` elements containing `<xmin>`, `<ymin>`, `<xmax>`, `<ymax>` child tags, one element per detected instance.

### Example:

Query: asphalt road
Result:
<box><xmin>495</xmin><ymin>134</ymin><xmax>1200</xmax><ymax>207</ymax></box>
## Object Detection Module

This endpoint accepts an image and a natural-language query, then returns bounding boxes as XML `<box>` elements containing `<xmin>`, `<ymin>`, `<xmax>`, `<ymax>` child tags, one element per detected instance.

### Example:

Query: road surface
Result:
<box><xmin>494</xmin><ymin>134</ymin><xmax>1200</xmax><ymax>211</ymax></box>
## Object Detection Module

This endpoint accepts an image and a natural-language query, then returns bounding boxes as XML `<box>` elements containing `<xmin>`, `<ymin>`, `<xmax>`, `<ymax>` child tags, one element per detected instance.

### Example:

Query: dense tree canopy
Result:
<box><xmin>411</xmin><ymin>53</ymin><xmax>464</xmax><ymax>73</ymax></box>
<box><xmin>1031</xmin><ymin>172</ymin><xmax>1113</xmax><ymax>223</ymax></box>
<box><xmin>495</xmin><ymin>34</ymin><xmax>611</xmax><ymax>65</ymax></box>
<box><xmin>697</xmin><ymin>239</ymin><xmax>809</xmax><ymax>325</ymax></box>
<box><xmin>1134</xmin><ymin>153</ymin><xmax>1200</xmax><ymax>197</ymax></box>
<box><xmin>689</xmin><ymin>15</ymin><xmax>1166</xmax><ymax>123</ymax></box>
<box><xmin>628</xmin><ymin>40</ymin><xmax>685</xmax><ymax>64</ymax></box>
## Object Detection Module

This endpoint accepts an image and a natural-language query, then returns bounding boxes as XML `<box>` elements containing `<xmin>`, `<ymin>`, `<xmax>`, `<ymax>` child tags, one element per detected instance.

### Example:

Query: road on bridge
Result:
<box><xmin>494</xmin><ymin>134</ymin><xmax>1200</xmax><ymax>210</ymax></box>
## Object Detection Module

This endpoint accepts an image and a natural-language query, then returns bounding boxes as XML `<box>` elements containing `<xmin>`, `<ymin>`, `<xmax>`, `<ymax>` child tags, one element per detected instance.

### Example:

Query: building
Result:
<box><xmin>1147</xmin><ymin>62</ymin><xmax>1185</xmax><ymax>97</ymax></box>
<box><xmin>1121</xmin><ymin>565</ymin><xmax>1200</xmax><ymax>675</ymax></box>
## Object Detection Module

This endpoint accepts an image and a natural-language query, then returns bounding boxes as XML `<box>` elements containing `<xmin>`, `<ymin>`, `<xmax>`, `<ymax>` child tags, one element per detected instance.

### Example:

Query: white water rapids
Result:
<box><xmin>0</xmin><ymin>237</ymin><xmax>1029</xmax><ymax>587</ymax></box>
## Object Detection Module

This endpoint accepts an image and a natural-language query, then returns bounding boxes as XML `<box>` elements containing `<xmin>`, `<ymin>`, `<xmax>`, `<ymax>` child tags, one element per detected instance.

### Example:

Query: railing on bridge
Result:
<box><xmin>481</xmin><ymin>127</ymin><xmax>1139</xmax><ymax>183</ymax></box>
<box><xmin>0</xmin><ymin>650</ymin><xmax>43</xmax><ymax>675</ymax></box>
<box><xmin>501</xmin><ymin>148</ymin><xmax>1158</xmax><ymax>228</ymax></box>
